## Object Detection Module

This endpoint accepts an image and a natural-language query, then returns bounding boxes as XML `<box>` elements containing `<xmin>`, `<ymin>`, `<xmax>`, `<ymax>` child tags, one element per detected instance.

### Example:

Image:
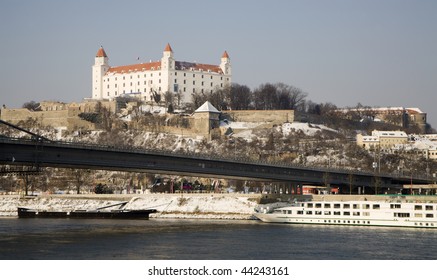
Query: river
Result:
<box><xmin>1</xmin><ymin>217</ymin><xmax>437</xmax><ymax>260</ymax></box>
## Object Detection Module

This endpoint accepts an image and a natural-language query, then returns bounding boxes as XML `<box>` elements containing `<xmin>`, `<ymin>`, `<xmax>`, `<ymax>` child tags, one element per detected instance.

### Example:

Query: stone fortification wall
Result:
<box><xmin>0</xmin><ymin>108</ymin><xmax>96</xmax><ymax>130</ymax></box>
<box><xmin>1</xmin><ymin>108</ymin><xmax>69</xmax><ymax>127</ymax></box>
<box><xmin>223</xmin><ymin>110</ymin><xmax>294</xmax><ymax>124</ymax></box>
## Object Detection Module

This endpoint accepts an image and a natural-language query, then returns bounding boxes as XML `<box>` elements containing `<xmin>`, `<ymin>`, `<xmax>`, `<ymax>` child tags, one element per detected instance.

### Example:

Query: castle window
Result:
<box><xmin>184</xmin><ymin>73</ymin><xmax>186</xmax><ymax>77</ymax></box>
<box><xmin>174</xmin><ymin>79</ymin><xmax>177</xmax><ymax>83</ymax></box>
<box><xmin>193</xmin><ymin>74</ymin><xmax>195</xmax><ymax>78</ymax></box>
<box><xmin>159</xmin><ymin>79</ymin><xmax>161</xmax><ymax>84</ymax></box>
<box><xmin>211</xmin><ymin>82</ymin><xmax>213</xmax><ymax>87</ymax></box>
<box><xmin>201</xmin><ymin>82</ymin><xmax>204</xmax><ymax>86</ymax></box>
<box><xmin>175</xmin><ymin>72</ymin><xmax>177</xmax><ymax>76</ymax></box>
<box><xmin>201</xmin><ymin>75</ymin><xmax>204</xmax><ymax>79</ymax></box>
<box><xmin>193</xmin><ymin>81</ymin><xmax>195</xmax><ymax>85</ymax></box>
<box><xmin>144</xmin><ymin>74</ymin><xmax>146</xmax><ymax>77</ymax></box>
<box><xmin>183</xmin><ymin>87</ymin><xmax>186</xmax><ymax>92</ymax></box>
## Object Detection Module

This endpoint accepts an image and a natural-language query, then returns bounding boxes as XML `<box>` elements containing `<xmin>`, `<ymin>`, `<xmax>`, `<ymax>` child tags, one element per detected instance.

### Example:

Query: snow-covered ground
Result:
<box><xmin>280</xmin><ymin>122</ymin><xmax>338</xmax><ymax>136</ymax></box>
<box><xmin>0</xmin><ymin>194</ymin><xmax>260</xmax><ymax>220</ymax></box>
<box><xmin>219</xmin><ymin>120</ymin><xmax>337</xmax><ymax>140</ymax></box>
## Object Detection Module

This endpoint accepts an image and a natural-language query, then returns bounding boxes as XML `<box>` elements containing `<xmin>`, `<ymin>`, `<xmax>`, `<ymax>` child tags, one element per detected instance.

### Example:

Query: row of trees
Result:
<box><xmin>190</xmin><ymin>83</ymin><xmax>311</xmax><ymax>112</ymax></box>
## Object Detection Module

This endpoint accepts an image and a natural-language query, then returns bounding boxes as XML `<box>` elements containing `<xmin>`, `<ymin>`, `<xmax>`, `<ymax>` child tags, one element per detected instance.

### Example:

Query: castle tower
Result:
<box><xmin>92</xmin><ymin>46</ymin><xmax>110</xmax><ymax>99</ymax></box>
<box><xmin>161</xmin><ymin>43</ymin><xmax>175</xmax><ymax>70</ymax></box>
<box><xmin>160</xmin><ymin>43</ymin><xmax>174</xmax><ymax>96</ymax></box>
<box><xmin>220</xmin><ymin>51</ymin><xmax>231</xmax><ymax>75</ymax></box>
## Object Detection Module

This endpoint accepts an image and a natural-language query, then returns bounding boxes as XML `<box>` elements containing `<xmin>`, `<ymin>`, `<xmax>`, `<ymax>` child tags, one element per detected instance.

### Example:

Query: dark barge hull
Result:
<box><xmin>18</xmin><ymin>207</ymin><xmax>157</xmax><ymax>219</ymax></box>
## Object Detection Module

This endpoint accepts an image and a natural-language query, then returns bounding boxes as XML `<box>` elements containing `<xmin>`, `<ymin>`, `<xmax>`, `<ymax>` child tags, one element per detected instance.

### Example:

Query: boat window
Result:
<box><xmin>334</xmin><ymin>204</ymin><xmax>341</xmax><ymax>209</ymax></box>
<box><xmin>394</xmin><ymin>213</ymin><xmax>410</xmax><ymax>218</ymax></box>
<box><xmin>297</xmin><ymin>211</ymin><xmax>303</xmax><ymax>215</ymax></box>
<box><xmin>343</xmin><ymin>204</ymin><xmax>350</xmax><ymax>209</ymax></box>
<box><xmin>324</xmin><ymin>211</ymin><xmax>331</xmax><ymax>215</ymax></box>
<box><xmin>426</xmin><ymin>205</ymin><xmax>433</xmax><ymax>211</ymax></box>
<box><xmin>353</xmin><ymin>204</ymin><xmax>360</xmax><ymax>209</ymax></box>
<box><xmin>353</xmin><ymin>212</ymin><xmax>360</xmax><ymax>216</ymax></box>
<box><xmin>426</xmin><ymin>214</ymin><xmax>434</xmax><ymax>218</ymax></box>
<box><xmin>363</xmin><ymin>212</ymin><xmax>370</xmax><ymax>216</ymax></box>
<box><xmin>334</xmin><ymin>211</ymin><xmax>341</xmax><ymax>215</ymax></box>
<box><xmin>324</xmin><ymin>204</ymin><xmax>331</xmax><ymax>208</ymax></box>
<box><xmin>415</xmin><ymin>205</ymin><xmax>422</xmax><ymax>210</ymax></box>
<box><xmin>315</xmin><ymin>211</ymin><xmax>322</xmax><ymax>215</ymax></box>
<box><xmin>315</xmin><ymin>203</ymin><xmax>322</xmax><ymax>208</ymax></box>
<box><xmin>307</xmin><ymin>203</ymin><xmax>313</xmax><ymax>208</ymax></box>
<box><xmin>343</xmin><ymin>211</ymin><xmax>350</xmax><ymax>216</ymax></box>
<box><xmin>373</xmin><ymin>204</ymin><xmax>380</xmax><ymax>210</ymax></box>
<box><xmin>306</xmin><ymin>211</ymin><xmax>313</xmax><ymax>215</ymax></box>
<box><xmin>415</xmin><ymin>213</ymin><xmax>423</xmax><ymax>218</ymax></box>
<box><xmin>390</xmin><ymin>204</ymin><xmax>401</xmax><ymax>209</ymax></box>
<box><xmin>363</xmin><ymin>204</ymin><xmax>370</xmax><ymax>209</ymax></box>
<box><xmin>282</xmin><ymin>210</ymin><xmax>287</xmax><ymax>214</ymax></box>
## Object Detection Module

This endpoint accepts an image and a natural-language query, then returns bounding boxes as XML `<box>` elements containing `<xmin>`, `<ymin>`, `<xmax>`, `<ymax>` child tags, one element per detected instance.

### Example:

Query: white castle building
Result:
<box><xmin>92</xmin><ymin>43</ymin><xmax>231</xmax><ymax>104</ymax></box>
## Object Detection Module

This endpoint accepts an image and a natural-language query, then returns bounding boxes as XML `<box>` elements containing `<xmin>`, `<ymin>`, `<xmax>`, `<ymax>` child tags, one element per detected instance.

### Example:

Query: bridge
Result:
<box><xmin>0</xmin><ymin>137</ymin><xmax>432</xmax><ymax>194</ymax></box>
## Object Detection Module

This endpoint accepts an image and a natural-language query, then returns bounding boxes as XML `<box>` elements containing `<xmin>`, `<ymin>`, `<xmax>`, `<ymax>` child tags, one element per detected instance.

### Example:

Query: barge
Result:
<box><xmin>17</xmin><ymin>201</ymin><xmax>157</xmax><ymax>219</ymax></box>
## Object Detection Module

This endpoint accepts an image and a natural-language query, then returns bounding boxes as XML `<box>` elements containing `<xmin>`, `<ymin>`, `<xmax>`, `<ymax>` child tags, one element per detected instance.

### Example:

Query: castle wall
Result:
<box><xmin>1</xmin><ymin>108</ymin><xmax>69</xmax><ymax>127</ymax></box>
<box><xmin>222</xmin><ymin>110</ymin><xmax>294</xmax><ymax>124</ymax></box>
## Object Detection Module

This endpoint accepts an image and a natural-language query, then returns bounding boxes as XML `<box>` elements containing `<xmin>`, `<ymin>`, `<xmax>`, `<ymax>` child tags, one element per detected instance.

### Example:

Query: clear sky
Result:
<box><xmin>1</xmin><ymin>0</ymin><xmax>436</xmax><ymax>126</ymax></box>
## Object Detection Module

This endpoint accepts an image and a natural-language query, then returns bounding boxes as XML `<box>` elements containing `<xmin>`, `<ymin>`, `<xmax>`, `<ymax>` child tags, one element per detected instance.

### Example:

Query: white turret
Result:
<box><xmin>220</xmin><ymin>51</ymin><xmax>231</xmax><ymax>75</ymax></box>
<box><xmin>161</xmin><ymin>43</ymin><xmax>175</xmax><ymax>71</ymax></box>
<box><xmin>92</xmin><ymin>46</ymin><xmax>109</xmax><ymax>99</ymax></box>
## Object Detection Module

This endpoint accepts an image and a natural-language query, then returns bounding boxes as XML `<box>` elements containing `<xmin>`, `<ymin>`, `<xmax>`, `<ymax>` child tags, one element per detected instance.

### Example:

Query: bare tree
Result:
<box><xmin>253</xmin><ymin>83</ymin><xmax>278</xmax><ymax>110</ymax></box>
<box><xmin>69</xmin><ymin>168</ymin><xmax>91</xmax><ymax>194</ymax></box>
<box><xmin>229</xmin><ymin>83</ymin><xmax>251</xmax><ymax>110</ymax></box>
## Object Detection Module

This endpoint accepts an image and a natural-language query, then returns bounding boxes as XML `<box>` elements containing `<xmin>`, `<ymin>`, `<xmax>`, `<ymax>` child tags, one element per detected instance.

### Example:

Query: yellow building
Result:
<box><xmin>357</xmin><ymin>130</ymin><xmax>408</xmax><ymax>150</ymax></box>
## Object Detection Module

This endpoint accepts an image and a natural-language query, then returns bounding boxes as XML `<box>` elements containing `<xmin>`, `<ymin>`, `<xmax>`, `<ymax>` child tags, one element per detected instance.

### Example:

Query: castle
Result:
<box><xmin>92</xmin><ymin>44</ymin><xmax>231</xmax><ymax>104</ymax></box>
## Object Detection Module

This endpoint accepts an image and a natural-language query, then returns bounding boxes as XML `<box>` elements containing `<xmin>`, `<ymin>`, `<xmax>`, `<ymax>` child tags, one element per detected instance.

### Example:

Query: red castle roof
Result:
<box><xmin>96</xmin><ymin>47</ymin><xmax>107</xmax><ymax>57</ymax></box>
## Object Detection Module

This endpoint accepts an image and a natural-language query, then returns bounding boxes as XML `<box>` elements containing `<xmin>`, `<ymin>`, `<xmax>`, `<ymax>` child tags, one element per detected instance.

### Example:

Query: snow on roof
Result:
<box><xmin>195</xmin><ymin>101</ymin><xmax>220</xmax><ymax>113</ymax></box>
<box><xmin>371</xmin><ymin>130</ymin><xmax>407</xmax><ymax>138</ymax></box>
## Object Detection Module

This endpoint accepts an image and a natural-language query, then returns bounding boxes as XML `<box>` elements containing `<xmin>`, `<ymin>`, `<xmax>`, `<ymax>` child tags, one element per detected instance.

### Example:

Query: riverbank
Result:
<box><xmin>2</xmin><ymin>193</ymin><xmax>435</xmax><ymax>220</ymax></box>
<box><xmin>0</xmin><ymin>193</ymin><xmax>262</xmax><ymax>220</ymax></box>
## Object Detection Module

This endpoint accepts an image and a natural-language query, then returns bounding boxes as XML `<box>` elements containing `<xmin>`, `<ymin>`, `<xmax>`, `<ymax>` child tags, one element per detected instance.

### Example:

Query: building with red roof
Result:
<box><xmin>92</xmin><ymin>44</ymin><xmax>231</xmax><ymax>104</ymax></box>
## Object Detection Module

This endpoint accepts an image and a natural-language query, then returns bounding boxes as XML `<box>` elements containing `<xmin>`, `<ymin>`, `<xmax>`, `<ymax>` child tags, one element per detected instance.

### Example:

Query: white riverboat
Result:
<box><xmin>254</xmin><ymin>199</ymin><xmax>437</xmax><ymax>228</ymax></box>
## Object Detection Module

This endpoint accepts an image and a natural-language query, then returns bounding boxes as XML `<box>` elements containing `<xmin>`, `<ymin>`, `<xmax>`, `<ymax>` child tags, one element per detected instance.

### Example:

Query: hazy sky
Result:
<box><xmin>1</xmin><ymin>0</ymin><xmax>436</xmax><ymax>126</ymax></box>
